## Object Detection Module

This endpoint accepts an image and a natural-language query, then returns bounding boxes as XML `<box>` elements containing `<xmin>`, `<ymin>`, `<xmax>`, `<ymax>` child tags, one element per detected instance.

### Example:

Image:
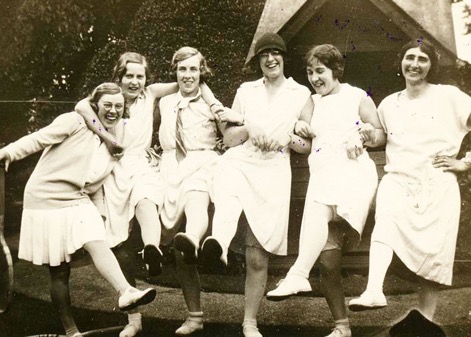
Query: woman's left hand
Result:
<box><xmin>433</xmin><ymin>155</ymin><xmax>470</xmax><ymax>172</ymax></box>
<box><xmin>265</xmin><ymin>133</ymin><xmax>291</xmax><ymax>152</ymax></box>
<box><xmin>210</xmin><ymin>103</ymin><xmax>225</xmax><ymax>120</ymax></box>
<box><xmin>217</xmin><ymin>108</ymin><xmax>244</xmax><ymax>125</ymax></box>
<box><xmin>358</xmin><ymin>122</ymin><xmax>376</xmax><ymax>144</ymax></box>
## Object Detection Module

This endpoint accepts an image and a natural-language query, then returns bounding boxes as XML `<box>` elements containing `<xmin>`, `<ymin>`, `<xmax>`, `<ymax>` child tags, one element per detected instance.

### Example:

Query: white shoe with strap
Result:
<box><xmin>266</xmin><ymin>274</ymin><xmax>312</xmax><ymax>301</ymax></box>
<box><xmin>175</xmin><ymin>312</ymin><xmax>204</xmax><ymax>336</ymax></box>
<box><xmin>348</xmin><ymin>290</ymin><xmax>387</xmax><ymax>311</ymax></box>
<box><xmin>119</xmin><ymin>321</ymin><xmax>142</xmax><ymax>337</ymax></box>
<box><xmin>118</xmin><ymin>287</ymin><xmax>156</xmax><ymax>311</ymax></box>
<box><xmin>325</xmin><ymin>326</ymin><xmax>352</xmax><ymax>337</ymax></box>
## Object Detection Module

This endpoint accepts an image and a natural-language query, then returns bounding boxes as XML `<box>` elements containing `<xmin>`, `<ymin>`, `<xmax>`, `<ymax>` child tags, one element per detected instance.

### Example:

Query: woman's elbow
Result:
<box><xmin>221</xmin><ymin>126</ymin><xmax>247</xmax><ymax>147</ymax></box>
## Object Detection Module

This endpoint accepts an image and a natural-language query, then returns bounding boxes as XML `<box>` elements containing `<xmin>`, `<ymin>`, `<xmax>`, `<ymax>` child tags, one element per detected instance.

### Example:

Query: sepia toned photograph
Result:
<box><xmin>0</xmin><ymin>0</ymin><xmax>470</xmax><ymax>336</ymax></box>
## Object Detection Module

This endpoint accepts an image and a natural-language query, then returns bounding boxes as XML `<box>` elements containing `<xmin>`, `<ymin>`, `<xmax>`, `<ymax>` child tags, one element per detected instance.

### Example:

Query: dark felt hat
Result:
<box><xmin>254</xmin><ymin>33</ymin><xmax>287</xmax><ymax>56</ymax></box>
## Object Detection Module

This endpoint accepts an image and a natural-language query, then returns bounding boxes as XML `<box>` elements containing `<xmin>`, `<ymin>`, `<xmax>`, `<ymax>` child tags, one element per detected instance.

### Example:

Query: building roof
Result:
<box><xmin>246</xmin><ymin>0</ymin><xmax>457</xmax><ymax>64</ymax></box>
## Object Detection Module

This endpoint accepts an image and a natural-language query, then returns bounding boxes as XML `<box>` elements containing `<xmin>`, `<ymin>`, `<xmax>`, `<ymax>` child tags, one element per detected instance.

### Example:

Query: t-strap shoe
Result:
<box><xmin>348</xmin><ymin>290</ymin><xmax>387</xmax><ymax>311</ymax></box>
<box><xmin>266</xmin><ymin>274</ymin><xmax>312</xmax><ymax>301</ymax></box>
<box><xmin>118</xmin><ymin>287</ymin><xmax>156</xmax><ymax>311</ymax></box>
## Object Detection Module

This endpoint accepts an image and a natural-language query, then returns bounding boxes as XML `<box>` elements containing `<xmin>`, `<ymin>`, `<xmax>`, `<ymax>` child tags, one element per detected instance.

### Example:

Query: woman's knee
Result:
<box><xmin>245</xmin><ymin>246</ymin><xmax>268</xmax><ymax>272</ymax></box>
<box><xmin>318</xmin><ymin>250</ymin><xmax>342</xmax><ymax>277</ymax></box>
<box><xmin>136</xmin><ymin>198</ymin><xmax>156</xmax><ymax>213</ymax></box>
<box><xmin>49</xmin><ymin>263</ymin><xmax>71</xmax><ymax>282</ymax></box>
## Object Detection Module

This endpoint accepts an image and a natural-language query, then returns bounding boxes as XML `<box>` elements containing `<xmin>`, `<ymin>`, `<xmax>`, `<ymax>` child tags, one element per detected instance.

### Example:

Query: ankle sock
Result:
<box><xmin>334</xmin><ymin>318</ymin><xmax>350</xmax><ymax>330</ymax></box>
<box><xmin>65</xmin><ymin>327</ymin><xmax>81</xmax><ymax>337</ymax></box>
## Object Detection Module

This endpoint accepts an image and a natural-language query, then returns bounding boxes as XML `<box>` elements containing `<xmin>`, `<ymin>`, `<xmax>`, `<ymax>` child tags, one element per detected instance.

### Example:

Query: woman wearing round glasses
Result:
<box><xmin>0</xmin><ymin>83</ymin><xmax>157</xmax><ymax>337</ymax></box>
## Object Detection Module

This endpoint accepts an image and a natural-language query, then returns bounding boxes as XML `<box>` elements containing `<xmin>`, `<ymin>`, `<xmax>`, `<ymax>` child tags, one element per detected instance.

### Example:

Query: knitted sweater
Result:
<box><xmin>3</xmin><ymin>112</ymin><xmax>115</xmax><ymax>209</ymax></box>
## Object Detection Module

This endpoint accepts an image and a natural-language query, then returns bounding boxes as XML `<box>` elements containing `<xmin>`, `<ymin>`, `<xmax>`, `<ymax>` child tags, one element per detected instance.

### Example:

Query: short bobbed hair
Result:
<box><xmin>170</xmin><ymin>46</ymin><xmax>213</xmax><ymax>82</ymax></box>
<box><xmin>89</xmin><ymin>82</ymin><xmax>122</xmax><ymax>113</ymax></box>
<box><xmin>112</xmin><ymin>52</ymin><xmax>152</xmax><ymax>85</ymax></box>
<box><xmin>397</xmin><ymin>39</ymin><xmax>440</xmax><ymax>82</ymax></box>
<box><xmin>305</xmin><ymin>44</ymin><xmax>345</xmax><ymax>80</ymax></box>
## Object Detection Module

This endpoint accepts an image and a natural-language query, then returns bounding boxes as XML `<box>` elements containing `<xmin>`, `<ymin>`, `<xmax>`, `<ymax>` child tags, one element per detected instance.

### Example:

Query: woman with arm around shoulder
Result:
<box><xmin>348</xmin><ymin>40</ymin><xmax>471</xmax><ymax>325</ymax></box>
<box><xmin>75</xmin><ymin>51</ymin><xmax>222</xmax><ymax>337</ymax></box>
<box><xmin>200</xmin><ymin>33</ymin><xmax>312</xmax><ymax>337</ymax></box>
<box><xmin>265</xmin><ymin>44</ymin><xmax>385</xmax><ymax>337</ymax></box>
<box><xmin>0</xmin><ymin>83</ymin><xmax>156</xmax><ymax>337</ymax></box>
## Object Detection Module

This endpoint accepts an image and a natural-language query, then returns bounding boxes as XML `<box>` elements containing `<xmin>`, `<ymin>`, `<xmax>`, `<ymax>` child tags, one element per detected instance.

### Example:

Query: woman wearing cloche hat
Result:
<box><xmin>201</xmin><ymin>32</ymin><xmax>313</xmax><ymax>337</ymax></box>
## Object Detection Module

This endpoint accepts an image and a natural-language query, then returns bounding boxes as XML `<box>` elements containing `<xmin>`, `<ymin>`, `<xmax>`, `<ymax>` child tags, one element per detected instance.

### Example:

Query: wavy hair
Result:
<box><xmin>305</xmin><ymin>44</ymin><xmax>345</xmax><ymax>80</ymax></box>
<box><xmin>170</xmin><ymin>46</ymin><xmax>213</xmax><ymax>82</ymax></box>
<box><xmin>112</xmin><ymin>52</ymin><xmax>152</xmax><ymax>85</ymax></box>
<box><xmin>88</xmin><ymin>82</ymin><xmax>122</xmax><ymax>112</ymax></box>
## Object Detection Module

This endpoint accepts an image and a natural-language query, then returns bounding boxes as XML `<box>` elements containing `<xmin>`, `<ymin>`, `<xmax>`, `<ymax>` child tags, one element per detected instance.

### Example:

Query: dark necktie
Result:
<box><xmin>175</xmin><ymin>106</ymin><xmax>186</xmax><ymax>162</ymax></box>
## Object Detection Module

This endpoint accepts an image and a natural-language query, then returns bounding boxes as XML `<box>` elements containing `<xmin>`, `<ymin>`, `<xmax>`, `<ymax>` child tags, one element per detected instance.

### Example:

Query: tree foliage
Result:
<box><xmin>80</xmin><ymin>0</ymin><xmax>266</xmax><ymax>105</ymax></box>
<box><xmin>0</xmin><ymin>0</ymin><xmax>145</xmax><ymax>141</ymax></box>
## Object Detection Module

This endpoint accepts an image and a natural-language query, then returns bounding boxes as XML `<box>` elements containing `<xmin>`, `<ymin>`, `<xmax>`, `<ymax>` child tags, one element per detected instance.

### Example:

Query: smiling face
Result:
<box><xmin>97</xmin><ymin>93</ymin><xmax>124</xmax><ymax>129</ymax></box>
<box><xmin>401</xmin><ymin>47</ymin><xmax>432</xmax><ymax>84</ymax></box>
<box><xmin>258</xmin><ymin>48</ymin><xmax>284</xmax><ymax>80</ymax></box>
<box><xmin>306</xmin><ymin>58</ymin><xmax>340</xmax><ymax>96</ymax></box>
<box><xmin>176</xmin><ymin>54</ymin><xmax>201</xmax><ymax>97</ymax></box>
<box><xmin>120</xmin><ymin>62</ymin><xmax>146</xmax><ymax>101</ymax></box>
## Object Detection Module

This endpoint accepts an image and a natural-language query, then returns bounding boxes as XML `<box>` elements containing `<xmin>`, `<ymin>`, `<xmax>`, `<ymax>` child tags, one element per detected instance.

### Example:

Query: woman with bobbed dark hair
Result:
<box><xmin>349</xmin><ymin>39</ymin><xmax>471</xmax><ymax>326</ymax></box>
<box><xmin>266</xmin><ymin>43</ymin><xmax>385</xmax><ymax>337</ymax></box>
<box><xmin>0</xmin><ymin>83</ymin><xmax>157</xmax><ymax>337</ymax></box>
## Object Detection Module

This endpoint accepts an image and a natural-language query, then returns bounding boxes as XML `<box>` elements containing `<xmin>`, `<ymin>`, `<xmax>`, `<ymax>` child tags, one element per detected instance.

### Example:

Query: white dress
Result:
<box><xmin>158</xmin><ymin>91</ymin><xmax>220</xmax><ymax>230</ymax></box>
<box><xmin>212</xmin><ymin>78</ymin><xmax>311</xmax><ymax>255</ymax></box>
<box><xmin>305</xmin><ymin>84</ymin><xmax>378</xmax><ymax>243</ymax></box>
<box><xmin>100</xmin><ymin>88</ymin><xmax>164</xmax><ymax>248</ymax></box>
<box><xmin>373</xmin><ymin>84</ymin><xmax>471</xmax><ymax>285</ymax></box>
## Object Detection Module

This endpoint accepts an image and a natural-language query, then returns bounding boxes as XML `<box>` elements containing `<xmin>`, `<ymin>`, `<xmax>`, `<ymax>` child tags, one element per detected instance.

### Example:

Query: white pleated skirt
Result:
<box><xmin>18</xmin><ymin>202</ymin><xmax>106</xmax><ymax>267</ymax></box>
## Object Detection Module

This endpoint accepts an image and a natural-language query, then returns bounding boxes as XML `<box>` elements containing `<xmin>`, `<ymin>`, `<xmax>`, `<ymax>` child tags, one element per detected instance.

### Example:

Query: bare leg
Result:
<box><xmin>417</xmin><ymin>277</ymin><xmax>440</xmax><ymax>321</ymax></box>
<box><xmin>174</xmin><ymin>249</ymin><xmax>204</xmax><ymax>335</ymax></box>
<box><xmin>319</xmin><ymin>250</ymin><xmax>351</xmax><ymax>336</ymax></box>
<box><xmin>319</xmin><ymin>249</ymin><xmax>347</xmax><ymax>321</ymax></box>
<box><xmin>113</xmin><ymin>244</ymin><xmax>142</xmax><ymax>337</ymax></box>
<box><xmin>243</xmin><ymin>243</ymin><xmax>269</xmax><ymax>337</ymax></box>
<box><xmin>175</xmin><ymin>250</ymin><xmax>201</xmax><ymax>312</ymax></box>
<box><xmin>244</xmin><ymin>245</ymin><xmax>269</xmax><ymax>319</ymax></box>
<box><xmin>49</xmin><ymin>263</ymin><xmax>80</xmax><ymax>337</ymax></box>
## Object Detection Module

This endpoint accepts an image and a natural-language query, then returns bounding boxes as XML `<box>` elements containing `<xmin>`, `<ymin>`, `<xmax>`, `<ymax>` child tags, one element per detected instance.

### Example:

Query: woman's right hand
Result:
<box><xmin>247</xmin><ymin>123</ymin><xmax>269</xmax><ymax>151</ymax></box>
<box><xmin>104</xmin><ymin>141</ymin><xmax>125</xmax><ymax>160</ymax></box>
<box><xmin>0</xmin><ymin>150</ymin><xmax>12</xmax><ymax>172</ymax></box>
<box><xmin>294</xmin><ymin>120</ymin><xmax>315</xmax><ymax>138</ymax></box>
